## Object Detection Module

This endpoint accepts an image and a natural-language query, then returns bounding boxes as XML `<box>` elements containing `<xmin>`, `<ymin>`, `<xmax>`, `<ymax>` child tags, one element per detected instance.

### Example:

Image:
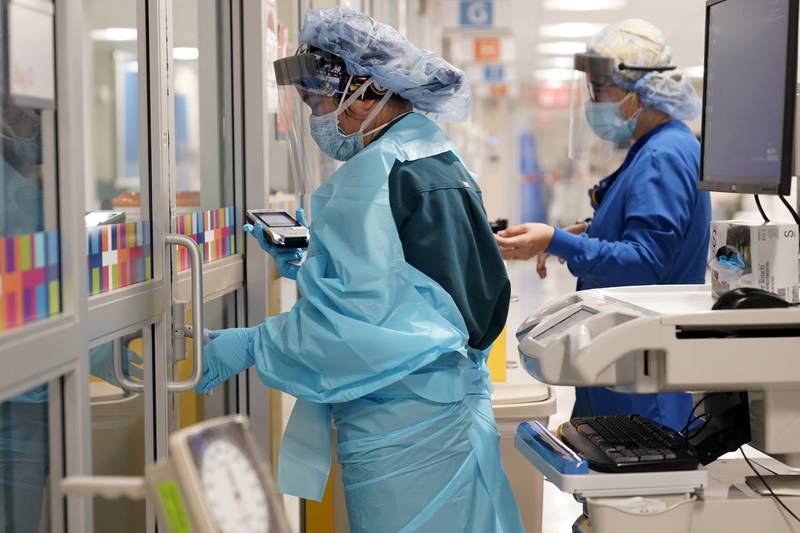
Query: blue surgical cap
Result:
<box><xmin>299</xmin><ymin>8</ymin><xmax>470</xmax><ymax>123</ymax></box>
<box><xmin>590</xmin><ymin>19</ymin><xmax>701</xmax><ymax>121</ymax></box>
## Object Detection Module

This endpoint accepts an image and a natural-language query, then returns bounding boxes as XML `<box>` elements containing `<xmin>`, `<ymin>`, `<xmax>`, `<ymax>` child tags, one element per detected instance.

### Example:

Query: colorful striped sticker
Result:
<box><xmin>0</xmin><ymin>230</ymin><xmax>60</xmax><ymax>332</ymax></box>
<box><xmin>87</xmin><ymin>220</ymin><xmax>152</xmax><ymax>296</ymax></box>
<box><xmin>175</xmin><ymin>207</ymin><xmax>236</xmax><ymax>271</ymax></box>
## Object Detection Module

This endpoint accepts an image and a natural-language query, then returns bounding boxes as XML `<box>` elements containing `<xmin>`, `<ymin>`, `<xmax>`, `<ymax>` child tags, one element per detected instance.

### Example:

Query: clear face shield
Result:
<box><xmin>273</xmin><ymin>49</ymin><xmax>394</xmax><ymax>195</ymax></box>
<box><xmin>273</xmin><ymin>51</ymin><xmax>338</xmax><ymax>196</ymax></box>
<box><xmin>568</xmin><ymin>53</ymin><xmax>632</xmax><ymax>173</ymax></box>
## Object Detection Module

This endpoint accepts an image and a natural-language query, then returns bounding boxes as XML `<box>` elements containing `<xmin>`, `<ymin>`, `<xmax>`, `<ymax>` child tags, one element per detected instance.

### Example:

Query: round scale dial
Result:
<box><xmin>200</xmin><ymin>440</ymin><xmax>269</xmax><ymax>533</ymax></box>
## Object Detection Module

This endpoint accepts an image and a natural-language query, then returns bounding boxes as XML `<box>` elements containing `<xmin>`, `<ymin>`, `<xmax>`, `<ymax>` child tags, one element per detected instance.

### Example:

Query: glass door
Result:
<box><xmin>1</xmin><ymin>0</ymin><xmax>92</xmax><ymax>531</ymax></box>
<box><xmin>3</xmin><ymin>0</ymin><xmax>256</xmax><ymax>530</ymax></box>
<box><xmin>82</xmin><ymin>0</ymin><xmax>171</xmax><ymax>531</ymax></box>
<box><xmin>0</xmin><ymin>91</ymin><xmax>62</xmax><ymax>526</ymax></box>
<box><xmin>83</xmin><ymin>0</ymin><xmax>248</xmax><ymax>530</ymax></box>
<box><xmin>164</xmin><ymin>0</ymin><xmax>246</xmax><ymax>438</ymax></box>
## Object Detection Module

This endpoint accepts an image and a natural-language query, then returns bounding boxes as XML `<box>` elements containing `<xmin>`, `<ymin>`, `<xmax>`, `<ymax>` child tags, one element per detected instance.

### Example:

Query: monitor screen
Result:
<box><xmin>700</xmin><ymin>0</ymin><xmax>797</xmax><ymax>195</ymax></box>
<box><xmin>256</xmin><ymin>212</ymin><xmax>296</xmax><ymax>227</ymax></box>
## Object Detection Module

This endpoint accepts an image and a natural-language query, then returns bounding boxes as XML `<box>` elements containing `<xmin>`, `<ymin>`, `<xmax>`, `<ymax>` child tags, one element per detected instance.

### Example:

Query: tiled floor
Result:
<box><xmin>504</xmin><ymin>259</ymin><xmax>583</xmax><ymax>533</ymax></box>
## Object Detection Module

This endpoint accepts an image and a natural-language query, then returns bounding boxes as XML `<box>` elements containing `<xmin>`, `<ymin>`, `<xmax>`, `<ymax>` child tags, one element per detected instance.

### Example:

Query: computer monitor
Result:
<box><xmin>700</xmin><ymin>0</ymin><xmax>798</xmax><ymax>195</ymax></box>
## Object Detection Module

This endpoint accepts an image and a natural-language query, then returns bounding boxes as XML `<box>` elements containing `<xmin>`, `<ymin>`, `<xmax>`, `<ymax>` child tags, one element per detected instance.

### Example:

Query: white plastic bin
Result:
<box><xmin>492</xmin><ymin>382</ymin><xmax>557</xmax><ymax>533</ymax></box>
<box><xmin>90</xmin><ymin>381</ymin><xmax>145</xmax><ymax>533</ymax></box>
<box><xmin>586</xmin><ymin>493</ymin><xmax>695</xmax><ymax>533</ymax></box>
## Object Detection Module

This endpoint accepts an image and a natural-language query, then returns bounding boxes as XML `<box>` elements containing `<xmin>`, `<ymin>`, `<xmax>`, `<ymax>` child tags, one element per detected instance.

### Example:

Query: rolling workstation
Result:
<box><xmin>513</xmin><ymin>0</ymin><xmax>800</xmax><ymax>531</ymax></box>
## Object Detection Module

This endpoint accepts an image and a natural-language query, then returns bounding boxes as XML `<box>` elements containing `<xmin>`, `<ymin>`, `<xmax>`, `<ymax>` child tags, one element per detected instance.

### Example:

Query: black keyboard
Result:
<box><xmin>559</xmin><ymin>415</ymin><xmax>699</xmax><ymax>473</ymax></box>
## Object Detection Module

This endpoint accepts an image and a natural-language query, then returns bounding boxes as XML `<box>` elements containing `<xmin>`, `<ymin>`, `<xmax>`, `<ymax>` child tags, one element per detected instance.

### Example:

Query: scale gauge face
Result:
<box><xmin>187</xmin><ymin>422</ymin><xmax>270</xmax><ymax>533</ymax></box>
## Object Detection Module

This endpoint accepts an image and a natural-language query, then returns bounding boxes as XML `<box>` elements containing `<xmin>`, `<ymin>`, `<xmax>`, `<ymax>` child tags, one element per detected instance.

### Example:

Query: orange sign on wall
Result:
<box><xmin>489</xmin><ymin>84</ymin><xmax>508</xmax><ymax>97</ymax></box>
<box><xmin>474</xmin><ymin>38</ymin><xmax>501</xmax><ymax>62</ymax></box>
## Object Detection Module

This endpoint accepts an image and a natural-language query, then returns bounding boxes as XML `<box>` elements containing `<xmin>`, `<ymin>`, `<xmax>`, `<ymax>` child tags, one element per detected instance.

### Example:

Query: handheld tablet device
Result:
<box><xmin>246</xmin><ymin>209</ymin><xmax>309</xmax><ymax>249</ymax></box>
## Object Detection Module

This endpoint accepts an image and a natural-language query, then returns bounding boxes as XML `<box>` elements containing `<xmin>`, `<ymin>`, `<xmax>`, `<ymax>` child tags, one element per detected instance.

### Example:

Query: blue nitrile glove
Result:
<box><xmin>89</xmin><ymin>343</ymin><xmax>145</xmax><ymax>387</ymax></box>
<box><xmin>294</xmin><ymin>207</ymin><xmax>308</xmax><ymax>228</ymax></box>
<box><xmin>717</xmin><ymin>251</ymin><xmax>746</xmax><ymax>270</ymax></box>
<box><xmin>196</xmin><ymin>327</ymin><xmax>258</xmax><ymax>394</ymax></box>
<box><xmin>244</xmin><ymin>207</ymin><xmax>307</xmax><ymax>280</ymax></box>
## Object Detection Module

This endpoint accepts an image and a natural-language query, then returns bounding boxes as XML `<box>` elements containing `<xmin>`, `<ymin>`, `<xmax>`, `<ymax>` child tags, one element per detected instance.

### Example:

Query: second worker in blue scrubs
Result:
<box><xmin>496</xmin><ymin>19</ymin><xmax>711</xmax><ymax>431</ymax></box>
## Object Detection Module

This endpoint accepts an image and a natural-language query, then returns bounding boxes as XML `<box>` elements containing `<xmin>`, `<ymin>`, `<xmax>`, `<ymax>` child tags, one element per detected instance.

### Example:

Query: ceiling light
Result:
<box><xmin>544</xmin><ymin>56</ymin><xmax>575</xmax><ymax>69</ymax></box>
<box><xmin>91</xmin><ymin>28</ymin><xmax>137</xmax><ymax>42</ymax></box>
<box><xmin>684</xmin><ymin>65</ymin><xmax>704</xmax><ymax>79</ymax></box>
<box><xmin>173</xmin><ymin>47</ymin><xmax>199</xmax><ymax>61</ymax></box>
<box><xmin>543</xmin><ymin>0</ymin><xmax>626</xmax><ymax>11</ymax></box>
<box><xmin>539</xmin><ymin>23</ymin><xmax>604</xmax><ymax>39</ymax></box>
<box><xmin>534</xmin><ymin>68</ymin><xmax>575</xmax><ymax>82</ymax></box>
<box><xmin>536</xmin><ymin>41</ymin><xmax>586</xmax><ymax>55</ymax></box>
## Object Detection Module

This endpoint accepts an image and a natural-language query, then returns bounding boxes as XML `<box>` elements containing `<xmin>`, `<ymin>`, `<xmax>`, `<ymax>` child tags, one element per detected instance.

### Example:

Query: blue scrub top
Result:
<box><xmin>548</xmin><ymin>120</ymin><xmax>710</xmax><ymax>290</ymax></box>
<box><xmin>547</xmin><ymin>120</ymin><xmax>711</xmax><ymax>430</ymax></box>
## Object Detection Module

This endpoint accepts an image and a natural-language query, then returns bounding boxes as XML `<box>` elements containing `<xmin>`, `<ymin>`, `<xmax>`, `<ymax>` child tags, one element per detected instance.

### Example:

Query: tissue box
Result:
<box><xmin>709</xmin><ymin>220</ymin><xmax>799</xmax><ymax>302</ymax></box>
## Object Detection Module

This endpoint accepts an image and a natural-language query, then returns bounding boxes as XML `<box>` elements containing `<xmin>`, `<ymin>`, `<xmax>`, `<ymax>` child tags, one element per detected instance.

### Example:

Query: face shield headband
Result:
<box><xmin>574</xmin><ymin>52</ymin><xmax>676</xmax><ymax>102</ymax></box>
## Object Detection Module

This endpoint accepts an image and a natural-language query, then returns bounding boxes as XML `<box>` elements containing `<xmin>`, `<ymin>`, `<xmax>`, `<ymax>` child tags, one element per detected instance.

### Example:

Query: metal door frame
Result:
<box><xmin>155</xmin><ymin>0</ymin><xmax>251</xmax><ymax>460</ymax></box>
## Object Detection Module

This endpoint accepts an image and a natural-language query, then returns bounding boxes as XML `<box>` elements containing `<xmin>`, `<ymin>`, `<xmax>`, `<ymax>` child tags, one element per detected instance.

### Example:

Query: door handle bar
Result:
<box><xmin>111</xmin><ymin>337</ymin><xmax>144</xmax><ymax>393</ymax></box>
<box><xmin>165</xmin><ymin>234</ymin><xmax>205</xmax><ymax>392</ymax></box>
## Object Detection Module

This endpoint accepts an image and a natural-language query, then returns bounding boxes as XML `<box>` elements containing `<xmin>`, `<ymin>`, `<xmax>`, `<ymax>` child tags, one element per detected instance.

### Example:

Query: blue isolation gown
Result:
<box><xmin>251</xmin><ymin>113</ymin><xmax>523</xmax><ymax>532</ymax></box>
<box><xmin>546</xmin><ymin>120</ymin><xmax>711</xmax><ymax>431</ymax></box>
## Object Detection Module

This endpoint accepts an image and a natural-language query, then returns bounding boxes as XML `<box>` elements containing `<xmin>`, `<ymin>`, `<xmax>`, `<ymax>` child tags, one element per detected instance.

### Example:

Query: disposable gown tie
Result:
<box><xmin>251</xmin><ymin>113</ymin><xmax>522</xmax><ymax>532</ymax></box>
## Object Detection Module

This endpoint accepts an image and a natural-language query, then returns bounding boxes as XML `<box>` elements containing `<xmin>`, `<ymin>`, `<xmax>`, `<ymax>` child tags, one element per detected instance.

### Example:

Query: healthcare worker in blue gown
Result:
<box><xmin>495</xmin><ymin>20</ymin><xmax>711</xmax><ymax>432</ymax></box>
<box><xmin>196</xmin><ymin>8</ymin><xmax>523</xmax><ymax>533</ymax></box>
